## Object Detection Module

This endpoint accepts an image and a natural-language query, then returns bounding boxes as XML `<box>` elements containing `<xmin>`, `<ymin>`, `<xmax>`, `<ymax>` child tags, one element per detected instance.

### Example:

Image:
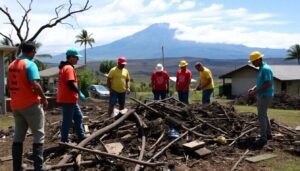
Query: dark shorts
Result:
<box><xmin>202</xmin><ymin>88</ymin><xmax>214</xmax><ymax>104</ymax></box>
<box><xmin>109</xmin><ymin>90</ymin><xmax>126</xmax><ymax>106</ymax></box>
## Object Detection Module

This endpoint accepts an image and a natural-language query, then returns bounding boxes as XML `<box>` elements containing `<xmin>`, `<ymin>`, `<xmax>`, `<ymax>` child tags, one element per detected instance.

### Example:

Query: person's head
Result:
<box><xmin>249</xmin><ymin>51</ymin><xmax>263</xmax><ymax>67</ymax></box>
<box><xmin>156</xmin><ymin>63</ymin><xmax>164</xmax><ymax>72</ymax></box>
<box><xmin>117</xmin><ymin>57</ymin><xmax>127</xmax><ymax>69</ymax></box>
<box><xmin>179</xmin><ymin>60</ymin><xmax>188</xmax><ymax>70</ymax></box>
<box><xmin>66</xmin><ymin>48</ymin><xmax>81</xmax><ymax>65</ymax></box>
<box><xmin>21</xmin><ymin>41</ymin><xmax>36</xmax><ymax>59</ymax></box>
<box><xmin>194</xmin><ymin>62</ymin><xmax>204</xmax><ymax>72</ymax></box>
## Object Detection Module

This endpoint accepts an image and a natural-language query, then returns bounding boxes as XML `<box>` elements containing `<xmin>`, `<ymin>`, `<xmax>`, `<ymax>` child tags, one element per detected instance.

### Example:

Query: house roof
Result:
<box><xmin>39</xmin><ymin>64</ymin><xmax>86</xmax><ymax>78</ymax></box>
<box><xmin>219</xmin><ymin>64</ymin><xmax>300</xmax><ymax>81</ymax></box>
<box><xmin>0</xmin><ymin>46</ymin><xmax>18</xmax><ymax>57</ymax></box>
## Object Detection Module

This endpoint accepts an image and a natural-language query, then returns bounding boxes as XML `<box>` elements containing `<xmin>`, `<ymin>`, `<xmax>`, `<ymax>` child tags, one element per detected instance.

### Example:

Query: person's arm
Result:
<box><xmin>126</xmin><ymin>78</ymin><xmax>130</xmax><ymax>94</ymax></box>
<box><xmin>249</xmin><ymin>81</ymin><xmax>271</xmax><ymax>96</ymax></box>
<box><xmin>30</xmin><ymin>80</ymin><xmax>48</xmax><ymax>109</ymax></box>
<box><xmin>107</xmin><ymin>77</ymin><xmax>112</xmax><ymax>92</ymax></box>
<box><xmin>67</xmin><ymin>80</ymin><xmax>80</xmax><ymax>93</ymax></box>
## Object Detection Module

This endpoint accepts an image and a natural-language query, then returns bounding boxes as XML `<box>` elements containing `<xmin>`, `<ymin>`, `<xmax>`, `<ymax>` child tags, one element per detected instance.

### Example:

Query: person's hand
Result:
<box><xmin>248</xmin><ymin>89</ymin><xmax>256</xmax><ymax>97</ymax></box>
<box><xmin>126</xmin><ymin>88</ymin><xmax>131</xmax><ymax>95</ymax></box>
<box><xmin>79</xmin><ymin>91</ymin><xmax>86</xmax><ymax>102</ymax></box>
<box><xmin>41</xmin><ymin>98</ymin><xmax>48</xmax><ymax>109</ymax></box>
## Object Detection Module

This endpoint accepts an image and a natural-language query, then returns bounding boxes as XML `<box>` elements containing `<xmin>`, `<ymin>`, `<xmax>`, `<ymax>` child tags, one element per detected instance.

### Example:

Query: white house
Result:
<box><xmin>219</xmin><ymin>64</ymin><xmax>300</xmax><ymax>97</ymax></box>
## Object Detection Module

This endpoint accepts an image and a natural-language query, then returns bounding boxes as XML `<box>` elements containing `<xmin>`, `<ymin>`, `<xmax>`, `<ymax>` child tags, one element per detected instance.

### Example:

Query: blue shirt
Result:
<box><xmin>17</xmin><ymin>55</ymin><xmax>40</xmax><ymax>81</ymax></box>
<box><xmin>256</xmin><ymin>63</ymin><xmax>274</xmax><ymax>97</ymax></box>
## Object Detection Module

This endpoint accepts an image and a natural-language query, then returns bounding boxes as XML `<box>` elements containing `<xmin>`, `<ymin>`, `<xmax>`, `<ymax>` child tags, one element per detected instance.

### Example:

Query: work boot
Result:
<box><xmin>12</xmin><ymin>142</ymin><xmax>23</xmax><ymax>171</ymax></box>
<box><xmin>253</xmin><ymin>139</ymin><xmax>267</xmax><ymax>149</ymax></box>
<box><xmin>33</xmin><ymin>143</ymin><xmax>44</xmax><ymax>171</ymax></box>
<box><xmin>267</xmin><ymin>134</ymin><xmax>273</xmax><ymax>140</ymax></box>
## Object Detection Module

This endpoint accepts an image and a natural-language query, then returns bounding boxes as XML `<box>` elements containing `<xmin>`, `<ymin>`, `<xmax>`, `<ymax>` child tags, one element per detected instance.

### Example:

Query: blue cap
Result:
<box><xmin>66</xmin><ymin>48</ymin><xmax>82</xmax><ymax>57</ymax></box>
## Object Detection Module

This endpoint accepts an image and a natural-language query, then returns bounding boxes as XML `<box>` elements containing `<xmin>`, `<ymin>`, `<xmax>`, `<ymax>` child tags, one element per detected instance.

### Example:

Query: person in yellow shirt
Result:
<box><xmin>195</xmin><ymin>62</ymin><xmax>214</xmax><ymax>104</ymax></box>
<box><xmin>107</xmin><ymin>57</ymin><xmax>130</xmax><ymax>116</ymax></box>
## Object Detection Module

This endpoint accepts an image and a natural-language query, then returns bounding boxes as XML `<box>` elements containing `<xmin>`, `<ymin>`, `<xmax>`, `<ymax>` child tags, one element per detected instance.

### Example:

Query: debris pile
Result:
<box><xmin>235</xmin><ymin>93</ymin><xmax>300</xmax><ymax>110</ymax></box>
<box><xmin>1</xmin><ymin>97</ymin><xmax>299</xmax><ymax>170</ymax></box>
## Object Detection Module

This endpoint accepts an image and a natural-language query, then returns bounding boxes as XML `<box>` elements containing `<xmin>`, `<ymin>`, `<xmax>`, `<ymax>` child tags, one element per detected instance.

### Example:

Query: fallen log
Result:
<box><xmin>58</xmin><ymin>109</ymin><xmax>136</xmax><ymax>165</ymax></box>
<box><xmin>229</xmin><ymin>127</ymin><xmax>257</xmax><ymax>146</ymax></box>
<box><xmin>59</xmin><ymin>143</ymin><xmax>166</xmax><ymax>167</ymax></box>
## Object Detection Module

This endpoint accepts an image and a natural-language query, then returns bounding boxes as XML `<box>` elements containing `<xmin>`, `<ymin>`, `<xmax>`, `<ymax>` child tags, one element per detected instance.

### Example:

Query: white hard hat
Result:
<box><xmin>156</xmin><ymin>63</ymin><xmax>164</xmax><ymax>72</ymax></box>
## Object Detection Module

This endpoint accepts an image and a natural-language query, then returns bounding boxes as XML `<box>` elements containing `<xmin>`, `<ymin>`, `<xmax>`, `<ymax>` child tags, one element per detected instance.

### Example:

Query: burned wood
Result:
<box><xmin>149</xmin><ymin>130</ymin><xmax>165</xmax><ymax>150</ymax></box>
<box><xmin>195</xmin><ymin>116</ymin><xmax>228</xmax><ymax>135</ymax></box>
<box><xmin>59</xmin><ymin>143</ymin><xmax>166</xmax><ymax>167</ymax></box>
<box><xmin>271</xmin><ymin>120</ymin><xmax>298</xmax><ymax>135</ymax></box>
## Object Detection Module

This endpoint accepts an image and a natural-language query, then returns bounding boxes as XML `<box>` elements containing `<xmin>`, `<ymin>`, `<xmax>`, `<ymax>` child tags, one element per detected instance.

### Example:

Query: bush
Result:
<box><xmin>99</xmin><ymin>60</ymin><xmax>117</xmax><ymax>74</ymax></box>
<box><xmin>77</xmin><ymin>68</ymin><xmax>97</xmax><ymax>96</ymax></box>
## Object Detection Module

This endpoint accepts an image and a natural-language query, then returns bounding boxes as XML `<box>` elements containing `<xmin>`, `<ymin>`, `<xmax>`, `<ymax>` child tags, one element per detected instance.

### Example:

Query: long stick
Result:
<box><xmin>148</xmin><ymin>126</ymin><xmax>198</xmax><ymax>162</ymax></box>
<box><xmin>59</xmin><ymin>143</ymin><xmax>165</xmax><ymax>167</ymax></box>
<box><xmin>229</xmin><ymin>127</ymin><xmax>257</xmax><ymax>146</ymax></box>
<box><xmin>231</xmin><ymin>149</ymin><xmax>249</xmax><ymax>171</ymax></box>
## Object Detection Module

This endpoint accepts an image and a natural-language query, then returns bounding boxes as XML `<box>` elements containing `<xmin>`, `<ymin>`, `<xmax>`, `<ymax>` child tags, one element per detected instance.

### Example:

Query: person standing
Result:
<box><xmin>57</xmin><ymin>48</ymin><xmax>86</xmax><ymax>143</ymax></box>
<box><xmin>176</xmin><ymin>60</ymin><xmax>192</xmax><ymax>104</ymax></box>
<box><xmin>194</xmin><ymin>62</ymin><xmax>215</xmax><ymax>104</ymax></box>
<box><xmin>151</xmin><ymin>63</ymin><xmax>170</xmax><ymax>100</ymax></box>
<box><xmin>107</xmin><ymin>57</ymin><xmax>130</xmax><ymax>117</ymax></box>
<box><xmin>248</xmin><ymin>51</ymin><xmax>274</xmax><ymax>148</ymax></box>
<box><xmin>8</xmin><ymin>42</ymin><xmax>48</xmax><ymax>171</ymax></box>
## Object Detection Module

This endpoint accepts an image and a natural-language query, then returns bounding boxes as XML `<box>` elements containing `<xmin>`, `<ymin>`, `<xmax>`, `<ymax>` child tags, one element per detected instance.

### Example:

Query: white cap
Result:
<box><xmin>156</xmin><ymin>63</ymin><xmax>164</xmax><ymax>72</ymax></box>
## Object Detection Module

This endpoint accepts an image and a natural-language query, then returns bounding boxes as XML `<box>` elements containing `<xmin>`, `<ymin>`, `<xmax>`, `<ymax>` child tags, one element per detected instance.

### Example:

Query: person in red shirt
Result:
<box><xmin>176</xmin><ymin>60</ymin><xmax>192</xmax><ymax>104</ymax></box>
<box><xmin>57</xmin><ymin>48</ymin><xmax>86</xmax><ymax>143</ymax></box>
<box><xmin>8</xmin><ymin>42</ymin><xmax>48</xmax><ymax>171</ymax></box>
<box><xmin>151</xmin><ymin>63</ymin><xmax>169</xmax><ymax>100</ymax></box>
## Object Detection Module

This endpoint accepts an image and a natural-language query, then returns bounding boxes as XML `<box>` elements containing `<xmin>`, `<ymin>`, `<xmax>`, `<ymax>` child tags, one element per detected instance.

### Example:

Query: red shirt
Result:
<box><xmin>57</xmin><ymin>65</ymin><xmax>78</xmax><ymax>103</ymax></box>
<box><xmin>151</xmin><ymin>71</ymin><xmax>169</xmax><ymax>91</ymax></box>
<box><xmin>176</xmin><ymin>69</ymin><xmax>192</xmax><ymax>91</ymax></box>
<box><xmin>8</xmin><ymin>59</ymin><xmax>40</xmax><ymax>110</ymax></box>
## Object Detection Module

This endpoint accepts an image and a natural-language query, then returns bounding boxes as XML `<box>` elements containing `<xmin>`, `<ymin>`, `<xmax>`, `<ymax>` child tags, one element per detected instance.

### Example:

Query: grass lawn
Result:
<box><xmin>234</xmin><ymin>105</ymin><xmax>300</xmax><ymax>127</ymax></box>
<box><xmin>0</xmin><ymin>115</ymin><xmax>14</xmax><ymax>129</ymax></box>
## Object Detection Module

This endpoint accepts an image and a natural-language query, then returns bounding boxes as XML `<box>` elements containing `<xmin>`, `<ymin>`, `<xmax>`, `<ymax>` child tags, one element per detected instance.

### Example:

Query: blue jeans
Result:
<box><xmin>153</xmin><ymin>90</ymin><xmax>167</xmax><ymax>100</ymax></box>
<box><xmin>60</xmin><ymin>103</ymin><xmax>85</xmax><ymax>142</ymax></box>
<box><xmin>109</xmin><ymin>90</ymin><xmax>126</xmax><ymax>106</ymax></box>
<box><xmin>202</xmin><ymin>89</ymin><xmax>214</xmax><ymax>104</ymax></box>
<box><xmin>178</xmin><ymin>91</ymin><xmax>189</xmax><ymax>104</ymax></box>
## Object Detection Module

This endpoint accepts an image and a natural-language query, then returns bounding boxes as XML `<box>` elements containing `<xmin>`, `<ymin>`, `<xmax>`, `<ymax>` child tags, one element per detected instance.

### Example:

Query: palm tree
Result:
<box><xmin>75</xmin><ymin>29</ymin><xmax>95</xmax><ymax>64</ymax></box>
<box><xmin>286</xmin><ymin>44</ymin><xmax>300</xmax><ymax>65</ymax></box>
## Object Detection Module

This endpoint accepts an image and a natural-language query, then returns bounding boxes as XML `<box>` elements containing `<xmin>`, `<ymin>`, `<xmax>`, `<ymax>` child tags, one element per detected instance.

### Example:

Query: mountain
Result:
<box><xmin>44</xmin><ymin>23</ymin><xmax>287</xmax><ymax>63</ymax></box>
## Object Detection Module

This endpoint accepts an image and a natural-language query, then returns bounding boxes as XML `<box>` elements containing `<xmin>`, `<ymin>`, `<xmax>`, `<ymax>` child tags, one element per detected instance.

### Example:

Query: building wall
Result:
<box><xmin>286</xmin><ymin>80</ymin><xmax>300</xmax><ymax>96</ymax></box>
<box><xmin>231</xmin><ymin>68</ymin><xmax>257</xmax><ymax>96</ymax></box>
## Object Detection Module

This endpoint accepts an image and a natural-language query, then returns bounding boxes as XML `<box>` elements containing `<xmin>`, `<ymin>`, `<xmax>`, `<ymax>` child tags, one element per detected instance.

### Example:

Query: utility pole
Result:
<box><xmin>161</xmin><ymin>46</ymin><xmax>165</xmax><ymax>66</ymax></box>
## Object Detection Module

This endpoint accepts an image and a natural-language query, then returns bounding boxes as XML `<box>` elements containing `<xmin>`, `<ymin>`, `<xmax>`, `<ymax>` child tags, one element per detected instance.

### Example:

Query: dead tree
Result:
<box><xmin>0</xmin><ymin>0</ymin><xmax>91</xmax><ymax>55</ymax></box>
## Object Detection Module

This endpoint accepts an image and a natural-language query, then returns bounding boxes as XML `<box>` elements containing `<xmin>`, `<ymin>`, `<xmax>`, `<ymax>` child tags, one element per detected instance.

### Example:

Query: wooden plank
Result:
<box><xmin>0</xmin><ymin>155</ymin><xmax>12</xmax><ymax>162</ymax></box>
<box><xmin>195</xmin><ymin>147</ymin><xmax>211</xmax><ymax>157</ymax></box>
<box><xmin>245</xmin><ymin>153</ymin><xmax>277</xmax><ymax>163</ymax></box>
<box><xmin>183</xmin><ymin>140</ymin><xmax>205</xmax><ymax>150</ymax></box>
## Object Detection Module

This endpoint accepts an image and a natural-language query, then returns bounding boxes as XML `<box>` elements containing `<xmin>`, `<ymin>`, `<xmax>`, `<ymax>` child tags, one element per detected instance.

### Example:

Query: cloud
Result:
<box><xmin>178</xmin><ymin>0</ymin><xmax>196</xmax><ymax>10</ymax></box>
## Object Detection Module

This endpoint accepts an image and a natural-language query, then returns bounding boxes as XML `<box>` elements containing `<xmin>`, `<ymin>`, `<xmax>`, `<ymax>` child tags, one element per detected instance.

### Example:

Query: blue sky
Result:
<box><xmin>1</xmin><ymin>0</ymin><xmax>300</xmax><ymax>55</ymax></box>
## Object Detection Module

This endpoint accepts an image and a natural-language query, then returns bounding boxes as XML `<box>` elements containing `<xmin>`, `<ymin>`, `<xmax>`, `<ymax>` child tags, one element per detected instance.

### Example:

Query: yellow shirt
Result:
<box><xmin>108</xmin><ymin>66</ymin><xmax>130</xmax><ymax>93</ymax></box>
<box><xmin>200</xmin><ymin>67</ymin><xmax>214</xmax><ymax>90</ymax></box>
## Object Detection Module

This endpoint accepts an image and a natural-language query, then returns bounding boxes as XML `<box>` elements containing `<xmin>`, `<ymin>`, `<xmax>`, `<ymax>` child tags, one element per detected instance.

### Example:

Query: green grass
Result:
<box><xmin>234</xmin><ymin>105</ymin><xmax>300</xmax><ymax>127</ymax></box>
<box><xmin>261</xmin><ymin>151</ymin><xmax>300</xmax><ymax>171</ymax></box>
<box><xmin>0</xmin><ymin>115</ymin><xmax>14</xmax><ymax>129</ymax></box>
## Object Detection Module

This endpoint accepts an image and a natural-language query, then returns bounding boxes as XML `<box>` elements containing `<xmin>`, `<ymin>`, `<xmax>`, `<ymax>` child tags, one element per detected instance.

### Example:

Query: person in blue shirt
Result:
<box><xmin>248</xmin><ymin>51</ymin><xmax>274</xmax><ymax>148</ymax></box>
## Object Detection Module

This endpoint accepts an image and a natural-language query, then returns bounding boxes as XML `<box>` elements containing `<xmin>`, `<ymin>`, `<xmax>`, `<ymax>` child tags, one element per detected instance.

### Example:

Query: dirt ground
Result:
<box><xmin>0</xmin><ymin>98</ymin><xmax>299</xmax><ymax>171</ymax></box>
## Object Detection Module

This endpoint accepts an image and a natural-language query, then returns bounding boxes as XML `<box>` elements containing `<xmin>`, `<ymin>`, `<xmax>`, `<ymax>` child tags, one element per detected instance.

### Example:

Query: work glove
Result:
<box><xmin>79</xmin><ymin>91</ymin><xmax>86</xmax><ymax>102</ymax></box>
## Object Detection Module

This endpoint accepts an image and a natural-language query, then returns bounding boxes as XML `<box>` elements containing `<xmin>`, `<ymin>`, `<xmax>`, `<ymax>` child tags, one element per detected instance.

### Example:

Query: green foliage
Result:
<box><xmin>75</xmin><ymin>29</ymin><xmax>95</xmax><ymax>64</ymax></box>
<box><xmin>169</xmin><ymin>87</ymin><xmax>175</xmax><ymax>96</ymax></box>
<box><xmin>286</xmin><ymin>44</ymin><xmax>300</xmax><ymax>64</ymax></box>
<box><xmin>34</xmin><ymin>59</ymin><xmax>47</xmax><ymax>71</ymax></box>
<box><xmin>77</xmin><ymin>68</ymin><xmax>97</xmax><ymax>96</ymax></box>
<box><xmin>99</xmin><ymin>60</ymin><xmax>117</xmax><ymax>74</ymax></box>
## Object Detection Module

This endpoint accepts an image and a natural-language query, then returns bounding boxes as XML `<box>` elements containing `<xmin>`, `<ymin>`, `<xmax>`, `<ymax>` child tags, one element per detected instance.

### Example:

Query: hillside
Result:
<box><xmin>43</xmin><ymin>23</ymin><xmax>286</xmax><ymax>63</ymax></box>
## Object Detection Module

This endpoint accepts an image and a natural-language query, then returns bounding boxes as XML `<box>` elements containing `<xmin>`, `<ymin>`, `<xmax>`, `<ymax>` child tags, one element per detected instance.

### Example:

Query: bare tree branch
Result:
<box><xmin>49</xmin><ymin>4</ymin><xmax>65</xmax><ymax>24</ymax></box>
<box><xmin>28</xmin><ymin>0</ymin><xmax>91</xmax><ymax>41</ymax></box>
<box><xmin>0</xmin><ymin>32</ymin><xmax>14</xmax><ymax>45</ymax></box>
<box><xmin>17</xmin><ymin>0</ymin><xmax>32</xmax><ymax>33</ymax></box>
<box><xmin>0</xmin><ymin>6</ymin><xmax>23</xmax><ymax>42</ymax></box>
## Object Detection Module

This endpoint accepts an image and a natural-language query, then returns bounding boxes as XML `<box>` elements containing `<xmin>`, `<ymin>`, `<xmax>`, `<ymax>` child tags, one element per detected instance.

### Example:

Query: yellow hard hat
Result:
<box><xmin>249</xmin><ymin>51</ymin><xmax>264</xmax><ymax>62</ymax></box>
<box><xmin>179</xmin><ymin>60</ymin><xmax>188</xmax><ymax>67</ymax></box>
